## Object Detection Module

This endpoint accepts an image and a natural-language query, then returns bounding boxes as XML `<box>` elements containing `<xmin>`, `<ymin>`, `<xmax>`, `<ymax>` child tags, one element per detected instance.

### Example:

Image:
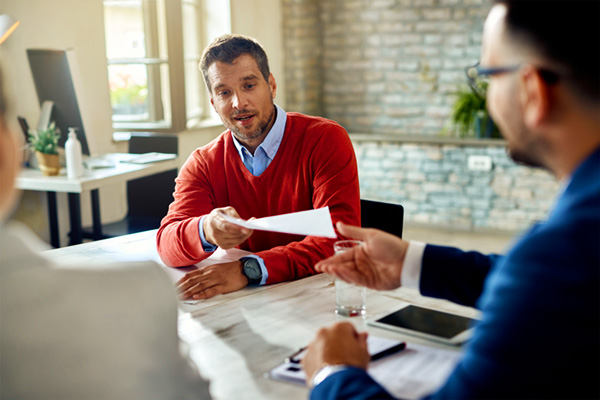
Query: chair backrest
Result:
<box><xmin>127</xmin><ymin>134</ymin><xmax>178</xmax><ymax>219</ymax></box>
<box><xmin>360</xmin><ymin>199</ymin><xmax>404</xmax><ymax>238</ymax></box>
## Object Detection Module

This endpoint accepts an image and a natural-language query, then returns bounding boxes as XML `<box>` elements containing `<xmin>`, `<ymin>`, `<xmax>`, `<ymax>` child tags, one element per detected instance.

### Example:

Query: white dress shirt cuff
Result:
<box><xmin>310</xmin><ymin>364</ymin><xmax>353</xmax><ymax>388</ymax></box>
<box><xmin>401</xmin><ymin>241</ymin><xmax>426</xmax><ymax>289</ymax></box>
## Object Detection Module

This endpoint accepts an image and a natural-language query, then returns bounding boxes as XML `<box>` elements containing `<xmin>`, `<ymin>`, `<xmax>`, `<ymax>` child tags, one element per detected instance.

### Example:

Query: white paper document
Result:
<box><xmin>220</xmin><ymin>207</ymin><xmax>337</xmax><ymax>239</ymax></box>
<box><xmin>270</xmin><ymin>338</ymin><xmax>461</xmax><ymax>400</ymax></box>
<box><xmin>369</xmin><ymin>342</ymin><xmax>461</xmax><ymax>399</ymax></box>
<box><xmin>119</xmin><ymin>152</ymin><xmax>177</xmax><ymax>164</ymax></box>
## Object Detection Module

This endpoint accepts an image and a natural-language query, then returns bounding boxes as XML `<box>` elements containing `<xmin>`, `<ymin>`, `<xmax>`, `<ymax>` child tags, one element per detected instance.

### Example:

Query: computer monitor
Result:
<box><xmin>27</xmin><ymin>48</ymin><xmax>91</xmax><ymax>155</ymax></box>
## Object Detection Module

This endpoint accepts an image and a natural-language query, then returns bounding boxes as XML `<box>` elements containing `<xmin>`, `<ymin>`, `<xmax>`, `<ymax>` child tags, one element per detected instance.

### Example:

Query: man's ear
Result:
<box><xmin>520</xmin><ymin>65</ymin><xmax>551</xmax><ymax>130</ymax></box>
<box><xmin>269</xmin><ymin>73</ymin><xmax>277</xmax><ymax>99</ymax></box>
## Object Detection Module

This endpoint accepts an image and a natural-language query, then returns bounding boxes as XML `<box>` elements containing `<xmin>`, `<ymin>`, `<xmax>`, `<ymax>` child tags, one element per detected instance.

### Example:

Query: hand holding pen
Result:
<box><xmin>286</xmin><ymin>341</ymin><xmax>406</xmax><ymax>364</ymax></box>
<box><xmin>301</xmin><ymin>322</ymin><xmax>370</xmax><ymax>380</ymax></box>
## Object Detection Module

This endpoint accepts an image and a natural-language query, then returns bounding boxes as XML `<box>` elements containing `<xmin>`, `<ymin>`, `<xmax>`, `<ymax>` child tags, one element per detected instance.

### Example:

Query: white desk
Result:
<box><xmin>45</xmin><ymin>231</ymin><xmax>479</xmax><ymax>400</ymax></box>
<box><xmin>16</xmin><ymin>153</ymin><xmax>178</xmax><ymax>247</ymax></box>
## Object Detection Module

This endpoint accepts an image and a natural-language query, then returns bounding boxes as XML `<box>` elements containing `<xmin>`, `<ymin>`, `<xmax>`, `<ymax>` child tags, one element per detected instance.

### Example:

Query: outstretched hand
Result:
<box><xmin>315</xmin><ymin>222</ymin><xmax>408</xmax><ymax>291</ymax></box>
<box><xmin>177</xmin><ymin>260</ymin><xmax>248</xmax><ymax>300</ymax></box>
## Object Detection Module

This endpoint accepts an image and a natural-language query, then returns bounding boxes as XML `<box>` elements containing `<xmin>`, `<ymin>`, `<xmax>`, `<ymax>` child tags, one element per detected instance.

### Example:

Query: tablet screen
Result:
<box><xmin>375</xmin><ymin>305</ymin><xmax>474</xmax><ymax>339</ymax></box>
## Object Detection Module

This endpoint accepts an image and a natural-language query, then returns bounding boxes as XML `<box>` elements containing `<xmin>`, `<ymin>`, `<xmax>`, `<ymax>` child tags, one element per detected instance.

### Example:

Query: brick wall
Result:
<box><xmin>282</xmin><ymin>0</ymin><xmax>489</xmax><ymax>133</ymax></box>
<box><xmin>282</xmin><ymin>0</ymin><xmax>323</xmax><ymax>116</ymax></box>
<box><xmin>281</xmin><ymin>0</ymin><xmax>560</xmax><ymax>233</ymax></box>
<box><xmin>353</xmin><ymin>139</ymin><xmax>559</xmax><ymax>233</ymax></box>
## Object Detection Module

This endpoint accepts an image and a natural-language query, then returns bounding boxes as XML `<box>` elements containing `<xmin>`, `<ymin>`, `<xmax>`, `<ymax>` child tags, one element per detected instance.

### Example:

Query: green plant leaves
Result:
<box><xmin>28</xmin><ymin>121</ymin><xmax>60</xmax><ymax>155</ymax></box>
<box><xmin>449</xmin><ymin>84</ymin><xmax>488</xmax><ymax>138</ymax></box>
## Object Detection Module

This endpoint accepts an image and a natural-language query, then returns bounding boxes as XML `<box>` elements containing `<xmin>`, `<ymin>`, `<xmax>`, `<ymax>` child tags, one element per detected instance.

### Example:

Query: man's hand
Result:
<box><xmin>177</xmin><ymin>261</ymin><xmax>249</xmax><ymax>300</ymax></box>
<box><xmin>204</xmin><ymin>206</ymin><xmax>253</xmax><ymax>249</ymax></box>
<box><xmin>302</xmin><ymin>322</ymin><xmax>370</xmax><ymax>381</ymax></box>
<box><xmin>315</xmin><ymin>221</ymin><xmax>408</xmax><ymax>291</ymax></box>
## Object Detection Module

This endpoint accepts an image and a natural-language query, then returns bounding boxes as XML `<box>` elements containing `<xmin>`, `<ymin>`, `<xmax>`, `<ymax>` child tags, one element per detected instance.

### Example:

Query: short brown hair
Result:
<box><xmin>494</xmin><ymin>0</ymin><xmax>599</xmax><ymax>103</ymax></box>
<box><xmin>200</xmin><ymin>34</ymin><xmax>270</xmax><ymax>94</ymax></box>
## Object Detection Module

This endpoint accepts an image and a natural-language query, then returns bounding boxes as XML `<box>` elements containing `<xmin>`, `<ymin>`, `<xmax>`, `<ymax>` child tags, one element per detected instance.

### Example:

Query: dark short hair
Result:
<box><xmin>200</xmin><ymin>34</ymin><xmax>271</xmax><ymax>94</ymax></box>
<box><xmin>494</xmin><ymin>0</ymin><xmax>599</xmax><ymax>103</ymax></box>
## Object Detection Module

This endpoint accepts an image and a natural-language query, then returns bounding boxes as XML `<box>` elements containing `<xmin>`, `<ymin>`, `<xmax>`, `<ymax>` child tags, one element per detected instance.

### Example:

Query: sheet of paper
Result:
<box><xmin>269</xmin><ymin>339</ymin><xmax>461</xmax><ymax>400</ymax></box>
<box><xmin>368</xmin><ymin>342</ymin><xmax>461</xmax><ymax>400</ymax></box>
<box><xmin>220</xmin><ymin>207</ymin><xmax>337</xmax><ymax>239</ymax></box>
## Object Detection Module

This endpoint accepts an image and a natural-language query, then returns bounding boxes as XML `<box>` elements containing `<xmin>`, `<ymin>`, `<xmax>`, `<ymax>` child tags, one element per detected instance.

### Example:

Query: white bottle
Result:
<box><xmin>65</xmin><ymin>127</ymin><xmax>84</xmax><ymax>179</ymax></box>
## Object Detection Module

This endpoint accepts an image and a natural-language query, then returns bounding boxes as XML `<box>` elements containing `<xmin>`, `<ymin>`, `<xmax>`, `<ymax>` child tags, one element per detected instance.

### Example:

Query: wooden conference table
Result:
<box><xmin>16</xmin><ymin>153</ymin><xmax>178</xmax><ymax>247</ymax></box>
<box><xmin>45</xmin><ymin>230</ymin><xmax>479</xmax><ymax>400</ymax></box>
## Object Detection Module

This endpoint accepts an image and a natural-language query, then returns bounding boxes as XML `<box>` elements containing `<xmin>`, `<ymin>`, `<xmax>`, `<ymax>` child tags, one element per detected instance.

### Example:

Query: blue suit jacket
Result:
<box><xmin>312</xmin><ymin>148</ymin><xmax>600</xmax><ymax>399</ymax></box>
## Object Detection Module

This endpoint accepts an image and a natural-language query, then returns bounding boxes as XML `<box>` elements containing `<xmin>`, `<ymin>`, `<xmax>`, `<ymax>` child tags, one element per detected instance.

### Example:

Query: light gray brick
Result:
<box><xmin>422</xmin><ymin>8</ymin><xmax>452</xmax><ymax>20</ymax></box>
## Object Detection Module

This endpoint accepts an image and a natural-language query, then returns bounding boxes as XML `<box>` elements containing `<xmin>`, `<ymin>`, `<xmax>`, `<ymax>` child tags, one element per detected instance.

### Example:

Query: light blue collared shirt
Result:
<box><xmin>231</xmin><ymin>104</ymin><xmax>286</xmax><ymax>177</ymax></box>
<box><xmin>198</xmin><ymin>104</ymin><xmax>287</xmax><ymax>285</ymax></box>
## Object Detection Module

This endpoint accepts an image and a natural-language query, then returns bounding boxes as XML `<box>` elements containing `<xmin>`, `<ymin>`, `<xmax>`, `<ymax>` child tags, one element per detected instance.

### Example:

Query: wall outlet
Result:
<box><xmin>468</xmin><ymin>155</ymin><xmax>492</xmax><ymax>171</ymax></box>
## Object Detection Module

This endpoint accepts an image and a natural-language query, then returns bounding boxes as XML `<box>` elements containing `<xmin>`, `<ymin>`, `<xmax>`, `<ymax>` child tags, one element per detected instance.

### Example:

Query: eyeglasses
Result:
<box><xmin>465</xmin><ymin>62</ymin><xmax>560</xmax><ymax>97</ymax></box>
<box><xmin>465</xmin><ymin>62</ymin><xmax>521</xmax><ymax>97</ymax></box>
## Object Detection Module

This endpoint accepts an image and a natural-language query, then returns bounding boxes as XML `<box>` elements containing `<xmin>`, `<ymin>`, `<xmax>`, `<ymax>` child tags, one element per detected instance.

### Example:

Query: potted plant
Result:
<box><xmin>448</xmin><ymin>82</ymin><xmax>500</xmax><ymax>139</ymax></box>
<box><xmin>29</xmin><ymin>122</ymin><xmax>61</xmax><ymax>176</ymax></box>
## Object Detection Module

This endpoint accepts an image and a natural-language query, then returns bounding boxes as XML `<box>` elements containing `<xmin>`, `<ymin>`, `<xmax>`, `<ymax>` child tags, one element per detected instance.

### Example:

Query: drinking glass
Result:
<box><xmin>333</xmin><ymin>240</ymin><xmax>366</xmax><ymax>317</ymax></box>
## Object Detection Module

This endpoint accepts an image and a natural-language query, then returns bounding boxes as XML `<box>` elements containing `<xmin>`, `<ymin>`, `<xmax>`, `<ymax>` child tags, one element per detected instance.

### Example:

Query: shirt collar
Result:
<box><xmin>232</xmin><ymin>104</ymin><xmax>287</xmax><ymax>160</ymax></box>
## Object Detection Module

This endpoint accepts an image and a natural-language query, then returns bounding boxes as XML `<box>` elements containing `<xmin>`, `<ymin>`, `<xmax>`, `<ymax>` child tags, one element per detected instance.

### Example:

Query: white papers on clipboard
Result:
<box><xmin>269</xmin><ymin>337</ymin><xmax>461</xmax><ymax>400</ymax></box>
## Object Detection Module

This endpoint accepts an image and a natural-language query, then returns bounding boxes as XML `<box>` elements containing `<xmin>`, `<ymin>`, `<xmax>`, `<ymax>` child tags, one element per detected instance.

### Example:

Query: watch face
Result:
<box><xmin>243</xmin><ymin>259</ymin><xmax>262</xmax><ymax>281</ymax></box>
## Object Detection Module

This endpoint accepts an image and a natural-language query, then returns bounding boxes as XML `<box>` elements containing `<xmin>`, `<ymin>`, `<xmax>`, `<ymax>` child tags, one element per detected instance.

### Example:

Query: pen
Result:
<box><xmin>369</xmin><ymin>342</ymin><xmax>406</xmax><ymax>362</ymax></box>
<box><xmin>285</xmin><ymin>347</ymin><xmax>307</xmax><ymax>364</ymax></box>
<box><xmin>284</xmin><ymin>342</ymin><xmax>406</xmax><ymax>364</ymax></box>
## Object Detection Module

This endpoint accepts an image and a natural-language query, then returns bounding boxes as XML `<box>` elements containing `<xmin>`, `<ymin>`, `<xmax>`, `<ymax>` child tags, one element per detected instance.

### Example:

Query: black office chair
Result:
<box><xmin>84</xmin><ymin>133</ymin><xmax>178</xmax><ymax>238</ymax></box>
<box><xmin>360</xmin><ymin>199</ymin><xmax>404</xmax><ymax>238</ymax></box>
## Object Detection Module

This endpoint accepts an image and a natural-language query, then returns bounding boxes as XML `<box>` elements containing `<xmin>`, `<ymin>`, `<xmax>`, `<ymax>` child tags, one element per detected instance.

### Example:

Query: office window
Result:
<box><xmin>103</xmin><ymin>0</ymin><xmax>230</xmax><ymax>132</ymax></box>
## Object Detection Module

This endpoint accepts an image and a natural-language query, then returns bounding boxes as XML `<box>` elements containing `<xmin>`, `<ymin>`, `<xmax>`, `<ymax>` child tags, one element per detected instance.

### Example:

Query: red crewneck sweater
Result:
<box><xmin>156</xmin><ymin>112</ymin><xmax>360</xmax><ymax>284</ymax></box>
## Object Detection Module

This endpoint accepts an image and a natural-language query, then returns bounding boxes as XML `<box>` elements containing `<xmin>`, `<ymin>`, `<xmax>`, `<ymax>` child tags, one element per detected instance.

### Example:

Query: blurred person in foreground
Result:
<box><xmin>157</xmin><ymin>34</ymin><xmax>360</xmax><ymax>300</ymax></box>
<box><xmin>0</xmin><ymin>66</ymin><xmax>210</xmax><ymax>398</ymax></box>
<box><xmin>303</xmin><ymin>1</ymin><xmax>599</xmax><ymax>398</ymax></box>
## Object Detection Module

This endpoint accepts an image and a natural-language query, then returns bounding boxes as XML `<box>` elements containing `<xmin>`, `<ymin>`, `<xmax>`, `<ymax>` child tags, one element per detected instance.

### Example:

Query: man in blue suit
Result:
<box><xmin>303</xmin><ymin>1</ymin><xmax>599</xmax><ymax>398</ymax></box>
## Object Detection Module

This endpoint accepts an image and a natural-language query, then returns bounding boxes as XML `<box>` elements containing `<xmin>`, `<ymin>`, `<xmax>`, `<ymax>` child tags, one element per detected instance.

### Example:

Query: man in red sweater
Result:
<box><xmin>157</xmin><ymin>34</ymin><xmax>360</xmax><ymax>300</ymax></box>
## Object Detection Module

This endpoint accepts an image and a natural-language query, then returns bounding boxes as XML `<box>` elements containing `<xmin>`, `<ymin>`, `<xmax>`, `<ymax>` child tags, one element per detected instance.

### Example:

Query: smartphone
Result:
<box><xmin>368</xmin><ymin>304</ymin><xmax>478</xmax><ymax>346</ymax></box>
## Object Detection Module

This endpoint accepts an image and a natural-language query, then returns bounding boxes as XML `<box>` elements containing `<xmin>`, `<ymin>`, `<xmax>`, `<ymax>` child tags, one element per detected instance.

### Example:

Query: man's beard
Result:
<box><xmin>499</xmin><ymin>110</ymin><xmax>548</xmax><ymax>170</ymax></box>
<box><xmin>506</xmin><ymin>144</ymin><xmax>547</xmax><ymax>170</ymax></box>
<box><xmin>229</xmin><ymin>106</ymin><xmax>275</xmax><ymax>142</ymax></box>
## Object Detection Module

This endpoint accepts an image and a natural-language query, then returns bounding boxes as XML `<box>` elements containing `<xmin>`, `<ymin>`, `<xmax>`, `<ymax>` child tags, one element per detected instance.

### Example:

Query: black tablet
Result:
<box><xmin>368</xmin><ymin>304</ymin><xmax>477</xmax><ymax>346</ymax></box>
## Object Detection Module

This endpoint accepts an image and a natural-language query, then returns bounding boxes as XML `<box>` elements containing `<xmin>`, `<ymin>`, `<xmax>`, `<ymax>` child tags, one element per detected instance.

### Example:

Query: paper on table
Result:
<box><xmin>269</xmin><ymin>339</ymin><xmax>461</xmax><ymax>400</ymax></box>
<box><xmin>220</xmin><ymin>206</ymin><xmax>337</xmax><ymax>239</ymax></box>
<box><xmin>368</xmin><ymin>342</ymin><xmax>461</xmax><ymax>400</ymax></box>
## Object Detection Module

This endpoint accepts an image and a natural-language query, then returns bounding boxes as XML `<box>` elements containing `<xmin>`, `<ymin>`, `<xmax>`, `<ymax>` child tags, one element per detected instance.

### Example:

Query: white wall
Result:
<box><xmin>0</xmin><ymin>0</ymin><xmax>285</xmax><ymax>246</ymax></box>
<box><xmin>230</xmin><ymin>0</ymin><xmax>287</xmax><ymax>108</ymax></box>
<box><xmin>1</xmin><ymin>0</ymin><xmax>117</xmax><ymax>154</ymax></box>
<box><xmin>1</xmin><ymin>0</ymin><xmax>129</xmax><ymax>245</ymax></box>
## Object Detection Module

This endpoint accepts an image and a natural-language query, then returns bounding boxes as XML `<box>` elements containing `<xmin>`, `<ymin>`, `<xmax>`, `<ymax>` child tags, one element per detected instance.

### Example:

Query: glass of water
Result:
<box><xmin>333</xmin><ymin>240</ymin><xmax>366</xmax><ymax>317</ymax></box>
